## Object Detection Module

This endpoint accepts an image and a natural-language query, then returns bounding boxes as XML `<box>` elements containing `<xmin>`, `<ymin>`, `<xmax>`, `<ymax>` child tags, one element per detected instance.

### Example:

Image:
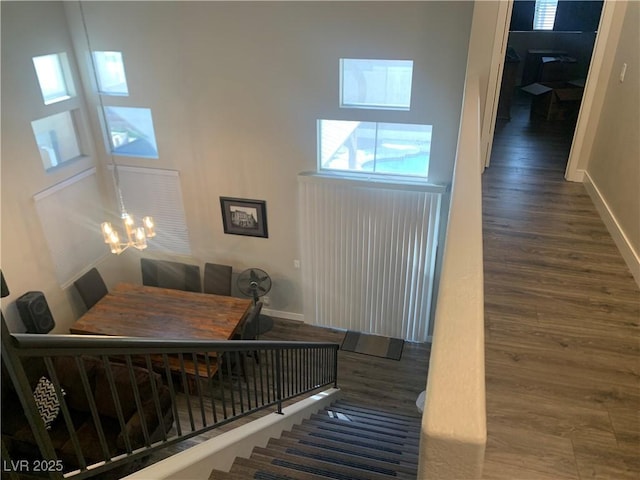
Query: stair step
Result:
<box><xmin>323</xmin><ymin>405</ymin><xmax>422</xmax><ymax>432</ymax></box>
<box><xmin>291</xmin><ymin>424</ymin><xmax>420</xmax><ymax>456</ymax></box>
<box><xmin>310</xmin><ymin>413</ymin><xmax>421</xmax><ymax>440</ymax></box>
<box><xmin>208</xmin><ymin>468</ymin><xmax>251</xmax><ymax>480</ymax></box>
<box><xmin>279</xmin><ymin>430</ymin><xmax>419</xmax><ymax>466</ymax></box>
<box><xmin>298</xmin><ymin>419</ymin><xmax>420</xmax><ymax>450</ymax></box>
<box><xmin>231</xmin><ymin>456</ymin><xmax>327</xmax><ymax>480</ymax></box>
<box><xmin>251</xmin><ymin>447</ymin><xmax>399</xmax><ymax>480</ymax></box>
<box><xmin>266</xmin><ymin>437</ymin><xmax>418</xmax><ymax>479</ymax></box>
<box><xmin>332</xmin><ymin>401</ymin><xmax>421</xmax><ymax>423</ymax></box>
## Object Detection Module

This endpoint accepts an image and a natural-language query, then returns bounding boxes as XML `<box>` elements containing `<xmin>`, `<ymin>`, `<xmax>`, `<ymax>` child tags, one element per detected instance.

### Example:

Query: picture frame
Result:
<box><xmin>220</xmin><ymin>197</ymin><xmax>268</xmax><ymax>238</ymax></box>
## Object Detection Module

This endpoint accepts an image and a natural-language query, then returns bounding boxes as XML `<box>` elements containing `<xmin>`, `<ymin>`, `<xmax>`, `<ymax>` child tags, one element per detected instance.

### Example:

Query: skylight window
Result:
<box><xmin>93</xmin><ymin>51</ymin><xmax>129</xmax><ymax>95</ymax></box>
<box><xmin>32</xmin><ymin>53</ymin><xmax>75</xmax><ymax>105</ymax></box>
<box><xmin>31</xmin><ymin>110</ymin><xmax>83</xmax><ymax>171</ymax></box>
<box><xmin>533</xmin><ymin>0</ymin><xmax>559</xmax><ymax>30</ymax></box>
<box><xmin>340</xmin><ymin>59</ymin><xmax>414</xmax><ymax>110</ymax></box>
<box><xmin>103</xmin><ymin>106</ymin><xmax>158</xmax><ymax>158</ymax></box>
<box><xmin>318</xmin><ymin>120</ymin><xmax>432</xmax><ymax>178</ymax></box>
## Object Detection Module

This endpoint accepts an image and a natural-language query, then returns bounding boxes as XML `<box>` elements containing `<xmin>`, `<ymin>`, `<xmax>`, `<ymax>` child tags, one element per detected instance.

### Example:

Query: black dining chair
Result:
<box><xmin>140</xmin><ymin>258</ymin><xmax>202</xmax><ymax>293</ymax></box>
<box><xmin>74</xmin><ymin>267</ymin><xmax>108</xmax><ymax>310</ymax></box>
<box><xmin>226</xmin><ymin>301</ymin><xmax>263</xmax><ymax>381</ymax></box>
<box><xmin>203</xmin><ymin>263</ymin><xmax>233</xmax><ymax>296</ymax></box>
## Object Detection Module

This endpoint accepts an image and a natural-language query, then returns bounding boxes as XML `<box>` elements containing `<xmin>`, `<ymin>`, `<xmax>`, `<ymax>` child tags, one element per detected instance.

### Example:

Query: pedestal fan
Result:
<box><xmin>236</xmin><ymin>268</ymin><xmax>273</xmax><ymax>336</ymax></box>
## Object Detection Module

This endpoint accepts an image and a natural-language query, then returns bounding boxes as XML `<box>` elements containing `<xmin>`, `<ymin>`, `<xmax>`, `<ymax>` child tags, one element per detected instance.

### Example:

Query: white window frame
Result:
<box><xmin>32</xmin><ymin>52</ymin><xmax>76</xmax><ymax>105</ymax></box>
<box><xmin>340</xmin><ymin>58</ymin><xmax>414</xmax><ymax>111</ymax></box>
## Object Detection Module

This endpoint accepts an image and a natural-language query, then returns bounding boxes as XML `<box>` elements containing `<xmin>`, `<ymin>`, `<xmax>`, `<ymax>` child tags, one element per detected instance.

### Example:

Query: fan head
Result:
<box><xmin>236</xmin><ymin>268</ymin><xmax>272</xmax><ymax>303</ymax></box>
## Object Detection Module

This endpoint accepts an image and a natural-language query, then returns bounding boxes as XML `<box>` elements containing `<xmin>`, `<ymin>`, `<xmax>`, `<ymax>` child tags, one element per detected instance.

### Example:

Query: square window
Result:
<box><xmin>31</xmin><ymin>110</ymin><xmax>83</xmax><ymax>171</ymax></box>
<box><xmin>32</xmin><ymin>53</ymin><xmax>75</xmax><ymax>105</ymax></box>
<box><xmin>318</xmin><ymin>120</ymin><xmax>432</xmax><ymax>178</ymax></box>
<box><xmin>103</xmin><ymin>106</ymin><xmax>158</xmax><ymax>158</ymax></box>
<box><xmin>340</xmin><ymin>59</ymin><xmax>414</xmax><ymax>110</ymax></box>
<box><xmin>93</xmin><ymin>51</ymin><xmax>129</xmax><ymax>95</ymax></box>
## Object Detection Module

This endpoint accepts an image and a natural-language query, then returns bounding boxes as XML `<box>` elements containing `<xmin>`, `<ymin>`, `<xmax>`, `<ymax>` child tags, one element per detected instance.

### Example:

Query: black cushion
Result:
<box><xmin>141</xmin><ymin>258</ymin><xmax>201</xmax><ymax>292</ymax></box>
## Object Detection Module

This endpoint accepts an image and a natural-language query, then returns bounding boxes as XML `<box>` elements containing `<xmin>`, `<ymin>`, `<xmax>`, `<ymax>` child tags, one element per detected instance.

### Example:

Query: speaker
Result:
<box><xmin>16</xmin><ymin>291</ymin><xmax>55</xmax><ymax>334</ymax></box>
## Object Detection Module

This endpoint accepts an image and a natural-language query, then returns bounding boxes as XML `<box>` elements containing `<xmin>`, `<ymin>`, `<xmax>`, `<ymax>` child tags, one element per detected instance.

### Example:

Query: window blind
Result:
<box><xmin>34</xmin><ymin>168</ymin><xmax>106</xmax><ymax>287</ymax></box>
<box><xmin>298</xmin><ymin>174</ymin><xmax>442</xmax><ymax>342</ymax></box>
<box><xmin>113</xmin><ymin>166</ymin><xmax>192</xmax><ymax>256</ymax></box>
<box><xmin>533</xmin><ymin>0</ymin><xmax>558</xmax><ymax>30</ymax></box>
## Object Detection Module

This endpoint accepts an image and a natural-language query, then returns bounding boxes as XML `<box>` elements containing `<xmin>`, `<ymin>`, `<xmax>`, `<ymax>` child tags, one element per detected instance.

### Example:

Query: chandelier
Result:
<box><xmin>79</xmin><ymin>2</ymin><xmax>156</xmax><ymax>255</ymax></box>
<box><xmin>100</xmin><ymin>181</ymin><xmax>155</xmax><ymax>255</ymax></box>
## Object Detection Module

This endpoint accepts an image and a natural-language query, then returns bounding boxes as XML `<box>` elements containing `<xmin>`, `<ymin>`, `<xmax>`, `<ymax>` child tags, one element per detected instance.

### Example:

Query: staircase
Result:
<box><xmin>209</xmin><ymin>400</ymin><xmax>421</xmax><ymax>479</ymax></box>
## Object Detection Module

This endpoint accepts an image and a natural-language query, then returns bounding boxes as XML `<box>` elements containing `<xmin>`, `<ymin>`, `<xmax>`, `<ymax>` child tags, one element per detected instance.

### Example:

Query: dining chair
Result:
<box><xmin>203</xmin><ymin>263</ymin><xmax>233</xmax><ymax>296</ymax></box>
<box><xmin>226</xmin><ymin>301</ymin><xmax>264</xmax><ymax>381</ymax></box>
<box><xmin>73</xmin><ymin>267</ymin><xmax>108</xmax><ymax>310</ymax></box>
<box><xmin>140</xmin><ymin>258</ymin><xmax>202</xmax><ymax>293</ymax></box>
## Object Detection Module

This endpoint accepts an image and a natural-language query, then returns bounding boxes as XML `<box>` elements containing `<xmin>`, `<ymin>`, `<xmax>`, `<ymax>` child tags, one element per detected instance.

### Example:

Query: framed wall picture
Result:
<box><xmin>220</xmin><ymin>197</ymin><xmax>268</xmax><ymax>238</ymax></box>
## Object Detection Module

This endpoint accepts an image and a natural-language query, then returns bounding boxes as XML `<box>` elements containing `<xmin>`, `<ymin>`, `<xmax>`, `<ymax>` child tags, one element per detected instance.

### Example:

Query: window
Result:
<box><xmin>32</xmin><ymin>53</ymin><xmax>75</xmax><ymax>105</ymax></box>
<box><xmin>93</xmin><ymin>51</ymin><xmax>129</xmax><ymax>95</ymax></box>
<box><xmin>34</xmin><ymin>169</ymin><xmax>106</xmax><ymax>287</ymax></box>
<box><xmin>31</xmin><ymin>110</ymin><xmax>83</xmax><ymax>171</ymax></box>
<box><xmin>103</xmin><ymin>106</ymin><xmax>158</xmax><ymax>158</ymax></box>
<box><xmin>533</xmin><ymin>0</ymin><xmax>559</xmax><ymax>30</ymax></box>
<box><xmin>340</xmin><ymin>59</ymin><xmax>413</xmax><ymax>110</ymax></box>
<box><xmin>318</xmin><ymin>120</ymin><xmax>432</xmax><ymax>178</ymax></box>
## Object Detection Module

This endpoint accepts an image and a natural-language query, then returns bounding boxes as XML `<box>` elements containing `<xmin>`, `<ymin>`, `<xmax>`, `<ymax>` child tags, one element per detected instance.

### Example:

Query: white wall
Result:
<box><xmin>0</xmin><ymin>1</ymin><xmax>123</xmax><ymax>332</ymax></box>
<box><xmin>1</xmin><ymin>1</ymin><xmax>473</xmax><ymax>332</ymax></box>
<box><xmin>584</xmin><ymin>0</ymin><xmax>639</xmax><ymax>283</ymax></box>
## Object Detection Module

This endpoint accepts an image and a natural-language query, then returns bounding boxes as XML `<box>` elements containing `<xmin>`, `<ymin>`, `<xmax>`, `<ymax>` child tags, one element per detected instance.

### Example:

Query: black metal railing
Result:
<box><xmin>1</xmin><ymin>324</ymin><xmax>339</xmax><ymax>479</ymax></box>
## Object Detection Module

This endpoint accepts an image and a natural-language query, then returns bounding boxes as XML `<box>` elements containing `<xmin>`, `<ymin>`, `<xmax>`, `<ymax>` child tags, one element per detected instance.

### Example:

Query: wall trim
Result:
<box><xmin>566</xmin><ymin>169</ymin><xmax>585</xmax><ymax>183</ymax></box>
<box><xmin>262</xmin><ymin>308</ymin><xmax>304</xmax><ymax>322</ymax></box>
<box><xmin>583</xmin><ymin>171</ymin><xmax>640</xmax><ymax>287</ymax></box>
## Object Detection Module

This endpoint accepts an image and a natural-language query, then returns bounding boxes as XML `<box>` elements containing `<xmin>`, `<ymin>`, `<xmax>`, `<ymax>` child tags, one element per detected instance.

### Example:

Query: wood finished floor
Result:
<box><xmin>481</xmin><ymin>96</ymin><xmax>640</xmax><ymax>480</ymax></box>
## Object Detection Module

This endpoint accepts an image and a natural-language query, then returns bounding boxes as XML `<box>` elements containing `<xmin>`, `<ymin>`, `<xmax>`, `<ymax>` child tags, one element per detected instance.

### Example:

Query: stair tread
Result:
<box><xmin>291</xmin><ymin>424</ymin><xmax>420</xmax><ymax>455</ymax></box>
<box><xmin>208</xmin><ymin>468</ymin><xmax>249</xmax><ymax>480</ymax></box>
<box><xmin>266</xmin><ymin>437</ymin><xmax>418</xmax><ymax>477</ymax></box>
<box><xmin>279</xmin><ymin>430</ymin><xmax>419</xmax><ymax>464</ymax></box>
<box><xmin>251</xmin><ymin>447</ymin><xmax>400</xmax><ymax>480</ymax></box>
<box><xmin>311</xmin><ymin>413</ymin><xmax>421</xmax><ymax>439</ymax></box>
<box><xmin>232</xmin><ymin>456</ymin><xmax>327</xmax><ymax>480</ymax></box>
<box><xmin>332</xmin><ymin>401</ymin><xmax>421</xmax><ymax>422</ymax></box>
<box><xmin>298</xmin><ymin>419</ymin><xmax>421</xmax><ymax>449</ymax></box>
<box><xmin>324</xmin><ymin>406</ymin><xmax>422</xmax><ymax>431</ymax></box>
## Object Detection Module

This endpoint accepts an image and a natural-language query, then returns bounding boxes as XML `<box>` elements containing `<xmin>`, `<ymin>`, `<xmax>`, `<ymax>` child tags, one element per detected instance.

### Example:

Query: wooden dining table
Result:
<box><xmin>70</xmin><ymin>283</ymin><xmax>253</xmax><ymax>341</ymax></box>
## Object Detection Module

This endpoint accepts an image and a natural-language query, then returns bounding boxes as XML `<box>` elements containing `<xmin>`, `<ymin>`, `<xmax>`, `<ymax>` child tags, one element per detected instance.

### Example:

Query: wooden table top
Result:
<box><xmin>70</xmin><ymin>283</ymin><xmax>252</xmax><ymax>340</ymax></box>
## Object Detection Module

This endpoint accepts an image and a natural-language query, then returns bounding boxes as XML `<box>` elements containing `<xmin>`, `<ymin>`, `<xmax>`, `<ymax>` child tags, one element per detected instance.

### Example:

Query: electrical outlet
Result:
<box><xmin>262</xmin><ymin>296</ymin><xmax>270</xmax><ymax>306</ymax></box>
<box><xmin>294</xmin><ymin>259</ymin><xmax>301</xmax><ymax>269</ymax></box>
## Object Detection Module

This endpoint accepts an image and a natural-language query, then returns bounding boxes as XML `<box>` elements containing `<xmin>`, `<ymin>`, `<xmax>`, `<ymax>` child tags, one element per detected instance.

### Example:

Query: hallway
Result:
<box><xmin>481</xmin><ymin>96</ymin><xmax>640</xmax><ymax>479</ymax></box>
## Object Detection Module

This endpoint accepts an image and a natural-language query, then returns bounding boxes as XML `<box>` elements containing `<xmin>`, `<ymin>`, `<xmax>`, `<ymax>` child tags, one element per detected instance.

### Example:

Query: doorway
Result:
<box><xmin>484</xmin><ymin>0</ymin><xmax>612</xmax><ymax>181</ymax></box>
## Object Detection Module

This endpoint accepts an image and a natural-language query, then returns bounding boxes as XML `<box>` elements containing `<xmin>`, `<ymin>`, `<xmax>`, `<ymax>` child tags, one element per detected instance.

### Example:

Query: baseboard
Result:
<box><xmin>565</xmin><ymin>168</ymin><xmax>585</xmax><ymax>183</ymax></box>
<box><xmin>583</xmin><ymin>172</ymin><xmax>640</xmax><ymax>287</ymax></box>
<box><xmin>262</xmin><ymin>307</ymin><xmax>304</xmax><ymax>322</ymax></box>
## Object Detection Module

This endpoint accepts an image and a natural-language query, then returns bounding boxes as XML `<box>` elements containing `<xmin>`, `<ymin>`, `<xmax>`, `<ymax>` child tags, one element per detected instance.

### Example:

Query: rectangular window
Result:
<box><xmin>533</xmin><ymin>0</ymin><xmax>558</xmax><ymax>30</ymax></box>
<box><xmin>32</xmin><ymin>53</ymin><xmax>75</xmax><ymax>105</ymax></box>
<box><xmin>340</xmin><ymin>59</ymin><xmax>414</xmax><ymax>110</ymax></box>
<box><xmin>318</xmin><ymin>120</ymin><xmax>432</xmax><ymax>178</ymax></box>
<box><xmin>31</xmin><ymin>110</ymin><xmax>83</xmax><ymax>171</ymax></box>
<box><xmin>93</xmin><ymin>51</ymin><xmax>129</xmax><ymax>95</ymax></box>
<box><xmin>103</xmin><ymin>106</ymin><xmax>158</xmax><ymax>158</ymax></box>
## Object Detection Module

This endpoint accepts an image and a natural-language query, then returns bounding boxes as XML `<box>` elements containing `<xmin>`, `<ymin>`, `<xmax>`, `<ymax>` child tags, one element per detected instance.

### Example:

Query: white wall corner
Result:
<box><xmin>583</xmin><ymin>172</ymin><xmax>640</xmax><ymax>287</ymax></box>
<box><xmin>566</xmin><ymin>168</ymin><xmax>586</xmax><ymax>183</ymax></box>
